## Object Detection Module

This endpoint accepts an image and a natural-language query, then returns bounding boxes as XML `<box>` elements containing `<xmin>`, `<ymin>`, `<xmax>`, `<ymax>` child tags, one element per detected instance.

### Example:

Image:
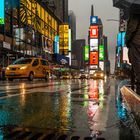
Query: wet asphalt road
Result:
<box><xmin>0</xmin><ymin>78</ymin><xmax>138</xmax><ymax>140</ymax></box>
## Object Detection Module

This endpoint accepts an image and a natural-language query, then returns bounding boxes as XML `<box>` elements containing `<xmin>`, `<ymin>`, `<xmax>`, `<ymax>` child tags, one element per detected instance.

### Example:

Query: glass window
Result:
<box><xmin>5</xmin><ymin>0</ymin><xmax>11</xmax><ymax>14</ymax></box>
<box><xmin>32</xmin><ymin>59</ymin><xmax>39</xmax><ymax>66</ymax></box>
<box><xmin>41</xmin><ymin>60</ymin><xmax>49</xmax><ymax>66</ymax></box>
<box><xmin>12</xmin><ymin>58</ymin><xmax>32</xmax><ymax>65</ymax></box>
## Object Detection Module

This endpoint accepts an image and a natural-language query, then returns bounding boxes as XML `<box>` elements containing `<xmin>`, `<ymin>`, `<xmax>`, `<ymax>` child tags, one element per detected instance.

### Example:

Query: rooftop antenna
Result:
<box><xmin>91</xmin><ymin>5</ymin><xmax>94</xmax><ymax>16</ymax></box>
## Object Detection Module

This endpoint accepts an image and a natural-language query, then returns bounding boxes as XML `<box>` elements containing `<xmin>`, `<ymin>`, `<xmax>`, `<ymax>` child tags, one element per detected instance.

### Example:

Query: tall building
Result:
<box><xmin>68</xmin><ymin>10</ymin><xmax>76</xmax><ymax>42</ymax></box>
<box><xmin>40</xmin><ymin>0</ymin><xmax>68</xmax><ymax>23</ymax></box>
<box><xmin>71</xmin><ymin>39</ymin><xmax>86</xmax><ymax>70</ymax></box>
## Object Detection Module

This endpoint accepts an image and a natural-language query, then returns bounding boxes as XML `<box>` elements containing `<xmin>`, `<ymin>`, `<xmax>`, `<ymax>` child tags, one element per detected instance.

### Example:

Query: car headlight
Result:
<box><xmin>20</xmin><ymin>66</ymin><xmax>27</xmax><ymax>70</ymax></box>
<box><xmin>94</xmin><ymin>74</ymin><xmax>97</xmax><ymax>76</ymax></box>
<box><xmin>101</xmin><ymin>73</ymin><xmax>104</xmax><ymax>77</ymax></box>
<box><xmin>6</xmin><ymin>67</ymin><xmax>10</xmax><ymax>70</ymax></box>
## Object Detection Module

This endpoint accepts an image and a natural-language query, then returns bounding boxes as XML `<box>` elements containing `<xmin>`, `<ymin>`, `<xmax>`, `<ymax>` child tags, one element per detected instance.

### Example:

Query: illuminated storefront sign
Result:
<box><xmin>85</xmin><ymin>45</ymin><xmax>89</xmax><ymax>61</ymax></box>
<box><xmin>99</xmin><ymin>45</ymin><xmax>104</xmax><ymax>61</ymax></box>
<box><xmin>90</xmin><ymin>26</ymin><xmax>98</xmax><ymax>38</ymax></box>
<box><xmin>90</xmin><ymin>51</ymin><xmax>98</xmax><ymax>65</ymax></box>
<box><xmin>0</xmin><ymin>0</ymin><xmax>4</xmax><ymax>24</ymax></box>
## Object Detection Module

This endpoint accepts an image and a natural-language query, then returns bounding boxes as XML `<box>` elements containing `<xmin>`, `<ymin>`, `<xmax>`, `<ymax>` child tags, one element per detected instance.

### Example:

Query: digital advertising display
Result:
<box><xmin>0</xmin><ymin>0</ymin><xmax>4</xmax><ymax>24</ymax></box>
<box><xmin>99</xmin><ymin>45</ymin><xmax>104</xmax><ymax>61</ymax></box>
<box><xmin>99</xmin><ymin>61</ymin><xmax>104</xmax><ymax>71</ymax></box>
<box><xmin>85</xmin><ymin>45</ymin><xmax>89</xmax><ymax>61</ymax></box>
<box><xmin>90</xmin><ymin>39</ymin><xmax>98</xmax><ymax>51</ymax></box>
<box><xmin>117</xmin><ymin>32</ymin><xmax>126</xmax><ymax>47</ymax></box>
<box><xmin>90</xmin><ymin>26</ymin><xmax>98</xmax><ymax>38</ymax></box>
<box><xmin>90</xmin><ymin>16</ymin><xmax>98</xmax><ymax>25</ymax></box>
<box><xmin>90</xmin><ymin>51</ymin><xmax>98</xmax><ymax>65</ymax></box>
<box><xmin>54</xmin><ymin>36</ymin><xmax>59</xmax><ymax>54</ymax></box>
<box><xmin>90</xmin><ymin>39</ymin><xmax>98</xmax><ymax>46</ymax></box>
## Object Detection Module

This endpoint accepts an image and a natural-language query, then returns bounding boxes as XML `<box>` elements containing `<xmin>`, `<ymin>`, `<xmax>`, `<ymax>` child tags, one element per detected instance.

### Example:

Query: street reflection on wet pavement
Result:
<box><xmin>0</xmin><ymin>78</ymin><xmax>138</xmax><ymax>139</ymax></box>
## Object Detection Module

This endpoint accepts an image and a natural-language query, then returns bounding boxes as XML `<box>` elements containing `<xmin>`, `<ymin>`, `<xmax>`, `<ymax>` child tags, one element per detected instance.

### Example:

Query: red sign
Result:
<box><xmin>90</xmin><ymin>52</ymin><xmax>98</xmax><ymax>65</ymax></box>
<box><xmin>90</xmin><ymin>26</ymin><xmax>98</xmax><ymax>38</ymax></box>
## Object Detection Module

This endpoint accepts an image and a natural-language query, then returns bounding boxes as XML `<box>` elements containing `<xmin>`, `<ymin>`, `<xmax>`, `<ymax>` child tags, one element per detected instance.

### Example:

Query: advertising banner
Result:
<box><xmin>99</xmin><ymin>45</ymin><xmax>104</xmax><ymax>61</ymax></box>
<box><xmin>0</xmin><ymin>0</ymin><xmax>4</xmax><ymax>24</ymax></box>
<box><xmin>90</xmin><ymin>26</ymin><xmax>98</xmax><ymax>38</ymax></box>
<box><xmin>59</xmin><ymin>24</ymin><xmax>69</xmax><ymax>55</ymax></box>
<box><xmin>90</xmin><ymin>16</ymin><xmax>98</xmax><ymax>25</ymax></box>
<box><xmin>90</xmin><ymin>51</ymin><xmax>98</xmax><ymax>65</ymax></box>
<box><xmin>90</xmin><ymin>39</ymin><xmax>98</xmax><ymax>51</ymax></box>
<box><xmin>85</xmin><ymin>45</ymin><xmax>89</xmax><ymax>61</ymax></box>
<box><xmin>42</xmin><ymin>35</ymin><xmax>53</xmax><ymax>54</ymax></box>
<box><xmin>54</xmin><ymin>36</ymin><xmax>59</xmax><ymax>54</ymax></box>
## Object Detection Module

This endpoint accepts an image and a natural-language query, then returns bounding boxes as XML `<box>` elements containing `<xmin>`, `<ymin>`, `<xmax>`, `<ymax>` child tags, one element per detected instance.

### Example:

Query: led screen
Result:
<box><xmin>0</xmin><ymin>0</ymin><xmax>4</xmax><ymax>24</ymax></box>
<box><xmin>90</xmin><ymin>26</ymin><xmax>98</xmax><ymax>38</ymax></box>
<box><xmin>90</xmin><ymin>16</ymin><xmax>98</xmax><ymax>24</ymax></box>
<box><xmin>85</xmin><ymin>45</ymin><xmax>89</xmax><ymax>61</ymax></box>
<box><xmin>90</xmin><ymin>51</ymin><xmax>98</xmax><ymax>65</ymax></box>
<box><xmin>99</xmin><ymin>45</ymin><xmax>104</xmax><ymax>61</ymax></box>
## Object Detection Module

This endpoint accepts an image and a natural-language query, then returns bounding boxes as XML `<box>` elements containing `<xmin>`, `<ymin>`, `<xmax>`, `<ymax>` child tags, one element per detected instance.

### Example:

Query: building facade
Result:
<box><xmin>0</xmin><ymin>0</ymin><xmax>64</xmax><ymax>67</ymax></box>
<box><xmin>71</xmin><ymin>39</ymin><xmax>86</xmax><ymax>70</ymax></box>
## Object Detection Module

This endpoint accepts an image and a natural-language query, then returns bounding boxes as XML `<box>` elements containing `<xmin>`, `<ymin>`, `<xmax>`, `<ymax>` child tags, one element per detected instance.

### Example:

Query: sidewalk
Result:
<box><xmin>120</xmin><ymin>85</ymin><xmax>140</xmax><ymax>139</ymax></box>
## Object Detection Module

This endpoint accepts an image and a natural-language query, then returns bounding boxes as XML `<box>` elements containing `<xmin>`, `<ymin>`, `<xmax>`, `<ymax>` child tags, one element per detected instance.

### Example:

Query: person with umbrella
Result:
<box><xmin>125</xmin><ymin>11</ymin><xmax>140</xmax><ymax>95</ymax></box>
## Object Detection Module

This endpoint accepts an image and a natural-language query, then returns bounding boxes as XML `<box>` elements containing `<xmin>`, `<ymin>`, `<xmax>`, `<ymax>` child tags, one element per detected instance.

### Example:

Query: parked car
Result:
<box><xmin>90</xmin><ymin>70</ymin><xmax>106</xmax><ymax>79</ymax></box>
<box><xmin>5</xmin><ymin>57</ymin><xmax>51</xmax><ymax>81</ymax></box>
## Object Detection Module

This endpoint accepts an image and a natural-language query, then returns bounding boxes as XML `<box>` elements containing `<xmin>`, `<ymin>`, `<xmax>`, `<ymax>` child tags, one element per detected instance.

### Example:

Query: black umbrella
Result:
<box><xmin>113</xmin><ymin>0</ymin><xmax>140</xmax><ymax>14</ymax></box>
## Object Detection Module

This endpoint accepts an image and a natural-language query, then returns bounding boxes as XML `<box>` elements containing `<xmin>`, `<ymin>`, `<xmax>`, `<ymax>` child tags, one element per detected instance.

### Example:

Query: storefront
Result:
<box><xmin>0</xmin><ymin>0</ymin><xmax>60</xmax><ymax>67</ymax></box>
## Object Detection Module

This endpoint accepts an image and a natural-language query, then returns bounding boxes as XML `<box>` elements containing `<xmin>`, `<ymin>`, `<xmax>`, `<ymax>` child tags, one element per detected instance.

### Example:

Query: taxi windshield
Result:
<box><xmin>12</xmin><ymin>58</ymin><xmax>32</xmax><ymax>65</ymax></box>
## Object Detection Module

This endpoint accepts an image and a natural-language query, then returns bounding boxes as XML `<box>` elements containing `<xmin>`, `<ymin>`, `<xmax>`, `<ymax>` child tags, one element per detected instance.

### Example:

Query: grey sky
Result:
<box><xmin>69</xmin><ymin>0</ymin><xmax>119</xmax><ymax>73</ymax></box>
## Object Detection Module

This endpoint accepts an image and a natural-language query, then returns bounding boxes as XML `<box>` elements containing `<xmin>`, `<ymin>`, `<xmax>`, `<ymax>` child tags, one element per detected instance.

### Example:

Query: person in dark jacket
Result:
<box><xmin>125</xmin><ymin>12</ymin><xmax>140</xmax><ymax>95</ymax></box>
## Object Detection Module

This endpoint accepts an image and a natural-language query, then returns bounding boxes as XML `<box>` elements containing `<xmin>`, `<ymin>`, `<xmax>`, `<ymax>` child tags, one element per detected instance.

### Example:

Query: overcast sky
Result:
<box><xmin>69</xmin><ymin>0</ymin><xmax>119</xmax><ymax>73</ymax></box>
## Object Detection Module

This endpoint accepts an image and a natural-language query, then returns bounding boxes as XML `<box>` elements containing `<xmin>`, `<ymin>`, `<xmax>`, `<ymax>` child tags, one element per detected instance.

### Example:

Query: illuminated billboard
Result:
<box><xmin>99</xmin><ymin>45</ymin><xmax>104</xmax><ymax>61</ymax></box>
<box><xmin>117</xmin><ymin>32</ymin><xmax>126</xmax><ymax>47</ymax></box>
<box><xmin>90</xmin><ymin>51</ymin><xmax>98</xmax><ymax>65</ymax></box>
<box><xmin>90</xmin><ymin>39</ymin><xmax>98</xmax><ymax>51</ymax></box>
<box><xmin>42</xmin><ymin>35</ymin><xmax>53</xmax><ymax>54</ymax></box>
<box><xmin>90</xmin><ymin>16</ymin><xmax>98</xmax><ymax>24</ymax></box>
<box><xmin>85</xmin><ymin>45</ymin><xmax>89</xmax><ymax>61</ymax></box>
<box><xmin>90</xmin><ymin>26</ymin><xmax>98</xmax><ymax>38</ymax></box>
<box><xmin>54</xmin><ymin>36</ymin><xmax>59</xmax><ymax>54</ymax></box>
<box><xmin>99</xmin><ymin>61</ymin><xmax>104</xmax><ymax>71</ymax></box>
<box><xmin>0</xmin><ymin>0</ymin><xmax>4</xmax><ymax>24</ymax></box>
<box><xmin>59</xmin><ymin>24</ymin><xmax>69</xmax><ymax>55</ymax></box>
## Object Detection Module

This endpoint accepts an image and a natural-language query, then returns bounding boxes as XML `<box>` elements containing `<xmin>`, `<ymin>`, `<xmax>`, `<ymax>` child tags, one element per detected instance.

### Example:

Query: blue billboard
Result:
<box><xmin>90</xmin><ymin>16</ymin><xmax>98</xmax><ymax>25</ymax></box>
<box><xmin>117</xmin><ymin>32</ymin><xmax>126</xmax><ymax>47</ymax></box>
<box><xmin>0</xmin><ymin>0</ymin><xmax>4</xmax><ymax>24</ymax></box>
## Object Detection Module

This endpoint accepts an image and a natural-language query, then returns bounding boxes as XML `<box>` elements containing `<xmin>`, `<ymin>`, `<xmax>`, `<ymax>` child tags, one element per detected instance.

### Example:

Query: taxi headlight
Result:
<box><xmin>94</xmin><ymin>73</ymin><xmax>97</xmax><ymax>76</ymax></box>
<box><xmin>6</xmin><ymin>67</ymin><xmax>10</xmax><ymax>70</ymax></box>
<box><xmin>101</xmin><ymin>73</ymin><xmax>104</xmax><ymax>77</ymax></box>
<box><xmin>20</xmin><ymin>66</ymin><xmax>27</xmax><ymax>70</ymax></box>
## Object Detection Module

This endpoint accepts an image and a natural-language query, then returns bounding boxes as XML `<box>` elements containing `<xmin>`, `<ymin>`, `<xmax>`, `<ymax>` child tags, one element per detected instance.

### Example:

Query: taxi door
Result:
<box><xmin>32</xmin><ymin>59</ymin><xmax>42</xmax><ymax>77</ymax></box>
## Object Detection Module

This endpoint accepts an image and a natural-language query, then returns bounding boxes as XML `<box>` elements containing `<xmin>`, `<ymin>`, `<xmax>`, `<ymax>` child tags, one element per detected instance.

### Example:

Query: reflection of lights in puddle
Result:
<box><xmin>20</xmin><ymin>83</ymin><xmax>26</xmax><ymax>106</ymax></box>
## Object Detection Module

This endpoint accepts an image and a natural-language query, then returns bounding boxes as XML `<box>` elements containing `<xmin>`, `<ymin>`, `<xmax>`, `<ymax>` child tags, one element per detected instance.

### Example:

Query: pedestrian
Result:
<box><xmin>125</xmin><ymin>12</ymin><xmax>140</xmax><ymax>95</ymax></box>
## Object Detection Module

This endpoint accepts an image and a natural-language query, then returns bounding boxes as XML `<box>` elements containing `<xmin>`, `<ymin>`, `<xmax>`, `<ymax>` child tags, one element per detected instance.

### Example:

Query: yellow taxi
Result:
<box><xmin>5</xmin><ymin>57</ymin><xmax>51</xmax><ymax>81</ymax></box>
<box><xmin>90</xmin><ymin>70</ymin><xmax>106</xmax><ymax>80</ymax></box>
